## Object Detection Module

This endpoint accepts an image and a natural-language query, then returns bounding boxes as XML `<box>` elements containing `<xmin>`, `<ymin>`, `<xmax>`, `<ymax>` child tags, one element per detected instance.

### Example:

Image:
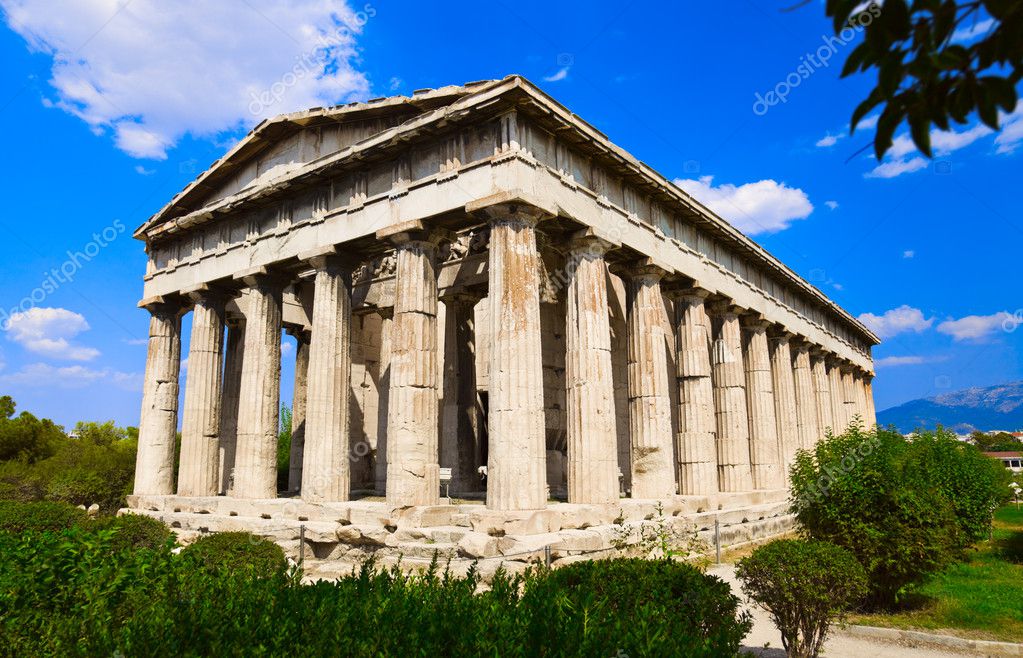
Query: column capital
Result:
<box><xmin>621</xmin><ymin>257</ymin><xmax>672</xmax><ymax>281</ymax></box>
<box><xmin>284</xmin><ymin>324</ymin><xmax>311</xmax><ymax>343</ymax></box>
<box><xmin>299</xmin><ymin>247</ymin><xmax>359</xmax><ymax>275</ymax></box>
<box><xmin>707</xmin><ymin>299</ymin><xmax>743</xmax><ymax>317</ymax></box>
<box><xmin>233</xmin><ymin>266</ymin><xmax>291</xmax><ymax>291</ymax></box>
<box><xmin>739</xmin><ymin>312</ymin><xmax>771</xmax><ymax>330</ymax></box>
<box><xmin>376</xmin><ymin>219</ymin><xmax>454</xmax><ymax>248</ymax></box>
<box><xmin>767</xmin><ymin>328</ymin><xmax>795</xmax><ymax>343</ymax></box>
<box><xmin>181</xmin><ymin>283</ymin><xmax>235</xmax><ymax>306</ymax></box>
<box><xmin>440</xmin><ymin>290</ymin><xmax>483</xmax><ymax>306</ymax></box>
<box><xmin>138</xmin><ymin>294</ymin><xmax>185</xmax><ymax>316</ymax></box>
<box><xmin>465</xmin><ymin>191</ymin><xmax>557</xmax><ymax>227</ymax></box>
<box><xmin>566</xmin><ymin>227</ymin><xmax>618</xmax><ymax>256</ymax></box>
<box><xmin>665</xmin><ymin>284</ymin><xmax>711</xmax><ymax>301</ymax></box>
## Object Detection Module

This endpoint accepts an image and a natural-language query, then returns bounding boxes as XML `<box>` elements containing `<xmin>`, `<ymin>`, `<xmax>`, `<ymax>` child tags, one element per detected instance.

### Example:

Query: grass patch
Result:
<box><xmin>849</xmin><ymin>505</ymin><xmax>1023</xmax><ymax>643</ymax></box>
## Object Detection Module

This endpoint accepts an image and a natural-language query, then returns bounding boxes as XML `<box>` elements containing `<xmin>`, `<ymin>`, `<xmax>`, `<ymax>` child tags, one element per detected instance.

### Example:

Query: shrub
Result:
<box><xmin>533</xmin><ymin>558</ymin><xmax>752</xmax><ymax>656</ymax></box>
<box><xmin>790</xmin><ymin>425</ymin><xmax>963</xmax><ymax>608</ymax></box>
<box><xmin>0</xmin><ymin>500</ymin><xmax>88</xmax><ymax>533</ymax></box>
<box><xmin>89</xmin><ymin>513</ymin><xmax>173</xmax><ymax>552</ymax></box>
<box><xmin>737</xmin><ymin>539</ymin><xmax>867</xmax><ymax>658</ymax></box>
<box><xmin>180</xmin><ymin>531</ymin><xmax>288</xmax><ymax>578</ymax></box>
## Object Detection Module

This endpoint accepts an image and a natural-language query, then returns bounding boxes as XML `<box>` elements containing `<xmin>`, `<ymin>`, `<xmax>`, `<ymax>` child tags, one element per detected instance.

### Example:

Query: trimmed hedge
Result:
<box><xmin>89</xmin><ymin>513</ymin><xmax>173</xmax><ymax>552</ymax></box>
<box><xmin>0</xmin><ymin>529</ymin><xmax>752</xmax><ymax>657</ymax></box>
<box><xmin>180</xmin><ymin>531</ymin><xmax>288</xmax><ymax>578</ymax></box>
<box><xmin>0</xmin><ymin>500</ymin><xmax>87</xmax><ymax>533</ymax></box>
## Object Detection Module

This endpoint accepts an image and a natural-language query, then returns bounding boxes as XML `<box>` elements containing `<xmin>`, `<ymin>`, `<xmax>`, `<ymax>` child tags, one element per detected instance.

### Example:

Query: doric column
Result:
<box><xmin>828</xmin><ymin>358</ymin><xmax>847</xmax><ymax>433</ymax></box>
<box><xmin>440</xmin><ymin>292</ymin><xmax>481</xmax><ymax>494</ymax></box>
<box><xmin>742</xmin><ymin>317</ymin><xmax>782</xmax><ymax>490</ymax></box>
<box><xmin>287</xmin><ymin>328</ymin><xmax>310</xmax><ymax>493</ymax></box>
<box><xmin>301</xmin><ymin>253</ymin><xmax>355</xmax><ymax>502</ymax></box>
<box><xmin>841</xmin><ymin>365</ymin><xmax>858</xmax><ymax>428</ymax></box>
<box><xmin>232</xmin><ymin>273</ymin><xmax>286</xmax><ymax>499</ymax></box>
<box><xmin>564</xmin><ymin>230</ymin><xmax>619</xmax><ymax>504</ymax></box>
<box><xmin>791</xmin><ymin>342</ymin><xmax>820</xmax><ymax>454</ymax></box>
<box><xmin>484</xmin><ymin>205</ymin><xmax>547</xmax><ymax>511</ymax></box>
<box><xmin>769</xmin><ymin>331</ymin><xmax>799</xmax><ymax>481</ymax></box>
<box><xmin>134</xmin><ymin>301</ymin><xmax>183</xmax><ymax>496</ymax></box>
<box><xmin>810</xmin><ymin>352</ymin><xmax>834</xmax><ymax>439</ymax></box>
<box><xmin>382</xmin><ymin>225</ymin><xmax>447</xmax><ymax>508</ymax></box>
<box><xmin>177</xmin><ymin>289</ymin><xmax>228</xmax><ymax>497</ymax></box>
<box><xmin>374</xmin><ymin>309</ymin><xmax>393</xmax><ymax>494</ymax></box>
<box><xmin>219</xmin><ymin>318</ymin><xmax>244</xmax><ymax>494</ymax></box>
<box><xmin>625</xmin><ymin>260</ymin><xmax>676</xmax><ymax>499</ymax></box>
<box><xmin>672</xmin><ymin>287</ymin><xmax>717</xmax><ymax>495</ymax></box>
<box><xmin>710</xmin><ymin>302</ymin><xmax>754</xmax><ymax>492</ymax></box>
<box><xmin>864</xmin><ymin>375</ymin><xmax>877</xmax><ymax>427</ymax></box>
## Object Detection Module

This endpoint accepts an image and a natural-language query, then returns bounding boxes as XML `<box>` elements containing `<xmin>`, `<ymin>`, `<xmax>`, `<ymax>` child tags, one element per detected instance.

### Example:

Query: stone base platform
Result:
<box><xmin>123</xmin><ymin>490</ymin><xmax>795</xmax><ymax>580</ymax></box>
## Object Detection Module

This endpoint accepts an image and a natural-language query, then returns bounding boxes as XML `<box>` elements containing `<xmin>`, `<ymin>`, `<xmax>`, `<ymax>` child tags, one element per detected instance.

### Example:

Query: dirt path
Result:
<box><xmin>708</xmin><ymin>564</ymin><xmax>968</xmax><ymax>657</ymax></box>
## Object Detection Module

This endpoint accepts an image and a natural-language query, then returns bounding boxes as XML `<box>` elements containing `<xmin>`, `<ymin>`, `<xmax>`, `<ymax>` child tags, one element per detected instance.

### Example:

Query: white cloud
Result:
<box><xmin>122</xmin><ymin>337</ymin><xmax>149</xmax><ymax>346</ymax></box>
<box><xmin>857</xmin><ymin>305</ymin><xmax>933</xmax><ymax>340</ymax></box>
<box><xmin>673</xmin><ymin>175</ymin><xmax>813</xmax><ymax>235</ymax></box>
<box><xmin>903</xmin><ymin>249</ymin><xmax>915</xmax><ymax>258</ymax></box>
<box><xmin>134</xmin><ymin>165</ymin><xmax>155</xmax><ymax>176</ymax></box>
<box><xmin>543</xmin><ymin>66</ymin><xmax>570</xmax><ymax>82</ymax></box>
<box><xmin>887</xmin><ymin>124</ymin><xmax>993</xmax><ymax>160</ymax></box>
<box><xmin>388</xmin><ymin>76</ymin><xmax>402</xmax><ymax>92</ymax></box>
<box><xmin>280</xmin><ymin>341</ymin><xmax>294</xmax><ymax>356</ymax></box>
<box><xmin>865</xmin><ymin>156</ymin><xmax>928</xmax><ymax>179</ymax></box>
<box><xmin>857</xmin><ymin>113</ymin><xmax>880</xmax><ymax>130</ymax></box>
<box><xmin>952</xmin><ymin>18</ymin><xmax>994</xmax><ymax>43</ymax></box>
<box><xmin>937</xmin><ymin>312</ymin><xmax>1014</xmax><ymax>341</ymax></box>
<box><xmin>824</xmin><ymin>200</ymin><xmax>839</xmax><ymax>210</ymax></box>
<box><xmin>1</xmin><ymin>0</ymin><xmax>371</xmax><ymax>158</ymax></box>
<box><xmin>875</xmin><ymin>355</ymin><xmax>928</xmax><ymax>368</ymax></box>
<box><xmin>4</xmin><ymin>307</ymin><xmax>100</xmax><ymax>361</ymax></box>
<box><xmin>815</xmin><ymin>133</ymin><xmax>841</xmax><ymax>148</ymax></box>
<box><xmin>995</xmin><ymin>102</ymin><xmax>1023</xmax><ymax>155</ymax></box>
<box><xmin>0</xmin><ymin>363</ymin><xmax>142</xmax><ymax>390</ymax></box>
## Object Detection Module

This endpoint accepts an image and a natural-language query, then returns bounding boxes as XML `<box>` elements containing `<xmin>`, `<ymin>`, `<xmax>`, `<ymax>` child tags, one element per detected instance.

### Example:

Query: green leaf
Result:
<box><xmin>851</xmin><ymin>90</ymin><xmax>884</xmax><ymax>133</ymax></box>
<box><xmin>874</xmin><ymin>105</ymin><xmax>903</xmax><ymax>159</ymax></box>
<box><xmin>908</xmin><ymin>110</ymin><xmax>932</xmax><ymax>157</ymax></box>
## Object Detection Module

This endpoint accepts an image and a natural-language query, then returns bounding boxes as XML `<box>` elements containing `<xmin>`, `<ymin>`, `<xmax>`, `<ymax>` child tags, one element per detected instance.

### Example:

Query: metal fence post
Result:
<box><xmin>714</xmin><ymin>519</ymin><xmax>721</xmax><ymax>564</ymax></box>
<box><xmin>544</xmin><ymin>544</ymin><xmax>551</xmax><ymax>568</ymax></box>
<box><xmin>299</xmin><ymin>524</ymin><xmax>306</xmax><ymax>568</ymax></box>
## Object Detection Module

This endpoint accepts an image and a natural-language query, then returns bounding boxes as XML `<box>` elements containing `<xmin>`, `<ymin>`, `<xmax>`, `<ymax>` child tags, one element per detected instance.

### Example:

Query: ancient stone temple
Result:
<box><xmin>127</xmin><ymin>76</ymin><xmax>878</xmax><ymax>572</ymax></box>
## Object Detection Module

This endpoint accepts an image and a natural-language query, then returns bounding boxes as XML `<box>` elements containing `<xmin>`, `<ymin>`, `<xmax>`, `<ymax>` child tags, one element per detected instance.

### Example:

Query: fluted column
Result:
<box><xmin>232</xmin><ymin>274</ymin><xmax>286</xmax><ymax>499</ymax></box>
<box><xmin>303</xmin><ymin>254</ymin><xmax>354</xmax><ymax>502</ymax></box>
<box><xmin>673</xmin><ymin>288</ymin><xmax>717</xmax><ymax>495</ymax></box>
<box><xmin>134</xmin><ymin>301</ymin><xmax>183</xmax><ymax>495</ymax></box>
<box><xmin>625</xmin><ymin>260</ymin><xmax>676</xmax><ymax>499</ymax></box>
<box><xmin>178</xmin><ymin>290</ymin><xmax>228</xmax><ymax>496</ymax></box>
<box><xmin>828</xmin><ymin>359</ymin><xmax>847</xmax><ymax>433</ymax></box>
<box><xmin>769</xmin><ymin>332</ymin><xmax>799</xmax><ymax>481</ymax></box>
<box><xmin>791</xmin><ymin>343</ymin><xmax>819</xmax><ymax>454</ymax></box>
<box><xmin>485</xmin><ymin>206</ymin><xmax>547</xmax><ymax>511</ymax></box>
<box><xmin>810</xmin><ymin>352</ymin><xmax>834</xmax><ymax>440</ymax></box>
<box><xmin>710</xmin><ymin>303</ymin><xmax>753</xmax><ymax>492</ymax></box>
<box><xmin>564</xmin><ymin>230</ymin><xmax>619</xmax><ymax>504</ymax></box>
<box><xmin>287</xmin><ymin>328</ymin><xmax>310</xmax><ymax>493</ymax></box>
<box><xmin>743</xmin><ymin>318</ymin><xmax>782</xmax><ymax>490</ymax></box>
<box><xmin>841</xmin><ymin>365</ymin><xmax>858</xmax><ymax>428</ymax></box>
<box><xmin>384</xmin><ymin>229</ymin><xmax>445</xmax><ymax>508</ymax></box>
<box><xmin>219</xmin><ymin>318</ymin><xmax>244</xmax><ymax>494</ymax></box>
<box><xmin>374</xmin><ymin>309</ymin><xmax>393</xmax><ymax>494</ymax></box>
<box><xmin>864</xmin><ymin>375</ymin><xmax>877</xmax><ymax>427</ymax></box>
<box><xmin>440</xmin><ymin>293</ymin><xmax>481</xmax><ymax>494</ymax></box>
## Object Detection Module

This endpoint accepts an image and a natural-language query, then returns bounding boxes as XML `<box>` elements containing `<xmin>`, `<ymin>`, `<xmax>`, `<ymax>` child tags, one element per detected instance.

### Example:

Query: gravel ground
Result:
<box><xmin>708</xmin><ymin>564</ymin><xmax>969</xmax><ymax>657</ymax></box>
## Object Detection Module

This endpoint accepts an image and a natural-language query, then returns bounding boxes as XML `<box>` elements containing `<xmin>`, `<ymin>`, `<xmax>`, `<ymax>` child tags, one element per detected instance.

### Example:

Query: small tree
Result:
<box><xmin>737</xmin><ymin>539</ymin><xmax>867</xmax><ymax>658</ymax></box>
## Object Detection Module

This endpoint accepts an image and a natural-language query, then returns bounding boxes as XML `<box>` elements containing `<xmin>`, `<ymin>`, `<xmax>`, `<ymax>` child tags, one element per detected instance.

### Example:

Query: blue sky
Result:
<box><xmin>0</xmin><ymin>0</ymin><xmax>1020</xmax><ymax>429</ymax></box>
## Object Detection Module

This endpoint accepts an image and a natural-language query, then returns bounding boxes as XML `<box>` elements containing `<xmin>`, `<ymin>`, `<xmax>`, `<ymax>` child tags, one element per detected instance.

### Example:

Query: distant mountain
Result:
<box><xmin>877</xmin><ymin>381</ymin><xmax>1023</xmax><ymax>434</ymax></box>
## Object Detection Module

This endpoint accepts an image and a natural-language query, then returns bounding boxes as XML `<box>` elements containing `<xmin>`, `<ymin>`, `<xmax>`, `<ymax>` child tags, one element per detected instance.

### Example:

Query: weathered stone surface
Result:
<box><xmin>791</xmin><ymin>343</ymin><xmax>819</xmax><ymax>455</ymax></box>
<box><xmin>564</xmin><ymin>232</ymin><xmax>619</xmax><ymax>504</ymax></box>
<box><xmin>710</xmin><ymin>305</ymin><xmax>754</xmax><ymax>492</ymax></box>
<box><xmin>743</xmin><ymin>319</ymin><xmax>782</xmax><ymax>490</ymax></box>
<box><xmin>811</xmin><ymin>353</ymin><xmax>834</xmax><ymax>439</ymax></box>
<box><xmin>287</xmin><ymin>330</ymin><xmax>309</xmax><ymax>492</ymax></box>
<box><xmin>439</xmin><ymin>294</ymin><xmax>481</xmax><ymax>494</ymax></box>
<box><xmin>135</xmin><ymin>303</ymin><xmax>182</xmax><ymax>496</ymax></box>
<box><xmin>673</xmin><ymin>289</ymin><xmax>718</xmax><ymax>496</ymax></box>
<box><xmin>219</xmin><ymin>319</ymin><xmax>244</xmax><ymax>494</ymax></box>
<box><xmin>769</xmin><ymin>333</ymin><xmax>799</xmax><ymax>480</ymax></box>
<box><xmin>626</xmin><ymin>262</ymin><xmax>676</xmax><ymax>499</ymax></box>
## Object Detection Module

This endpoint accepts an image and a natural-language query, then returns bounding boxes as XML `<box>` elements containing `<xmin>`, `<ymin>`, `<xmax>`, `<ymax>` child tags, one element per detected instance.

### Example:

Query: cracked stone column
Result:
<box><xmin>219</xmin><ymin>318</ymin><xmax>244</xmax><ymax>494</ymax></box>
<box><xmin>232</xmin><ymin>273</ymin><xmax>286</xmax><ymax>499</ymax></box>
<box><xmin>564</xmin><ymin>230</ymin><xmax>619</xmax><ymax>505</ymax></box>
<box><xmin>864</xmin><ymin>375</ymin><xmax>877</xmax><ymax>427</ymax></box>
<box><xmin>672</xmin><ymin>287</ymin><xmax>717</xmax><ymax>495</ymax></box>
<box><xmin>710</xmin><ymin>302</ymin><xmax>753</xmax><ymax>492</ymax></box>
<box><xmin>828</xmin><ymin>358</ymin><xmax>848</xmax><ymax>433</ymax></box>
<box><xmin>382</xmin><ymin>226</ymin><xmax>447</xmax><ymax>508</ymax></box>
<box><xmin>742</xmin><ymin>317</ymin><xmax>782</xmax><ymax>490</ymax></box>
<box><xmin>626</xmin><ymin>260</ymin><xmax>676</xmax><ymax>499</ymax></box>
<box><xmin>792</xmin><ymin>342</ymin><xmax>820</xmax><ymax>454</ymax></box>
<box><xmin>302</xmin><ymin>253</ymin><xmax>355</xmax><ymax>502</ymax></box>
<box><xmin>769</xmin><ymin>332</ymin><xmax>799</xmax><ymax>481</ymax></box>
<box><xmin>440</xmin><ymin>292</ymin><xmax>481</xmax><ymax>494</ymax></box>
<box><xmin>810</xmin><ymin>352</ymin><xmax>835</xmax><ymax>440</ymax></box>
<box><xmin>485</xmin><ymin>205</ymin><xmax>547</xmax><ymax>511</ymax></box>
<box><xmin>178</xmin><ymin>289</ymin><xmax>228</xmax><ymax>497</ymax></box>
<box><xmin>134</xmin><ymin>301</ymin><xmax>183</xmax><ymax>496</ymax></box>
<box><xmin>287</xmin><ymin>328</ymin><xmax>310</xmax><ymax>493</ymax></box>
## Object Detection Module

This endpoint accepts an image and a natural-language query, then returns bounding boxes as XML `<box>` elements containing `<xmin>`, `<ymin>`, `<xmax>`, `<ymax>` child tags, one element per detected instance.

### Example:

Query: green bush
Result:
<box><xmin>89</xmin><ymin>513</ymin><xmax>173</xmax><ymax>552</ymax></box>
<box><xmin>0</xmin><ymin>530</ymin><xmax>754</xmax><ymax>657</ymax></box>
<box><xmin>789</xmin><ymin>426</ymin><xmax>1002</xmax><ymax>609</ymax></box>
<box><xmin>533</xmin><ymin>558</ymin><xmax>752</xmax><ymax>656</ymax></box>
<box><xmin>180</xmin><ymin>531</ymin><xmax>288</xmax><ymax>577</ymax></box>
<box><xmin>737</xmin><ymin>539</ymin><xmax>867</xmax><ymax>658</ymax></box>
<box><xmin>0</xmin><ymin>500</ymin><xmax>88</xmax><ymax>533</ymax></box>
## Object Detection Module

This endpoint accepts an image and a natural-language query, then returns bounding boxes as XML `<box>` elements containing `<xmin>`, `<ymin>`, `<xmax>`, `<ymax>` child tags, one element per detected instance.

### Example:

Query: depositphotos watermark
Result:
<box><xmin>0</xmin><ymin>219</ymin><xmax>126</xmax><ymax>331</ymax></box>
<box><xmin>752</xmin><ymin>2</ymin><xmax>882</xmax><ymax>116</ymax></box>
